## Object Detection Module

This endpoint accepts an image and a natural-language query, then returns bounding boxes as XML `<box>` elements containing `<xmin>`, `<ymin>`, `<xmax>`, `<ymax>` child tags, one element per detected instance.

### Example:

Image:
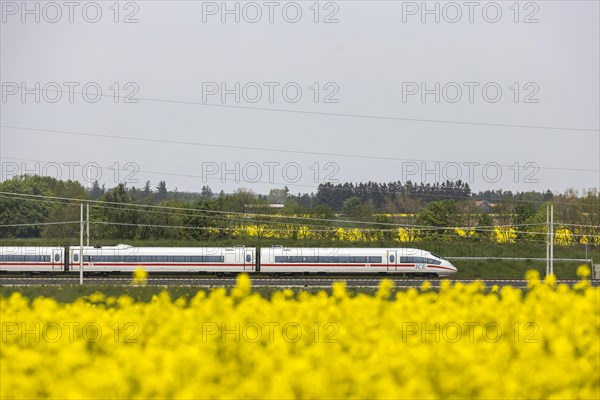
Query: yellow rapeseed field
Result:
<box><xmin>1</xmin><ymin>270</ymin><xmax>598</xmax><ymax>399</ymax></box>
<box><xmin>229</xmin><ymin>223</ymin><xmax>599</xmax><ymax>245</ymax></box>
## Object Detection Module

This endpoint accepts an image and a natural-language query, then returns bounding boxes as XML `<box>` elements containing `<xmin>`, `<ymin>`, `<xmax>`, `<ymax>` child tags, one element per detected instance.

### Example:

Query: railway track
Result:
<box><xmin>1</xmin><ymin>275</ymin><xmax>597</xmax><ymax>288</ymax></box>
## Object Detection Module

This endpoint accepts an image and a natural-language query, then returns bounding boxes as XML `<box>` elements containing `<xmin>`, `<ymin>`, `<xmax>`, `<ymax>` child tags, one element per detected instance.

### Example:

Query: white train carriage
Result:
<box><xmin>0</xmin><ymin>246</ymin><xmax>65</xmax><ymax>272</ymax></box>
<box><xmin>260</xmin><ymin>247</ymin><xmax>457</xmax><ymax>276</ymax></box>
<box><xmin>68</xmin><ymin>245</ymin><xmax>256</xmax><ymax>273</ymax></box>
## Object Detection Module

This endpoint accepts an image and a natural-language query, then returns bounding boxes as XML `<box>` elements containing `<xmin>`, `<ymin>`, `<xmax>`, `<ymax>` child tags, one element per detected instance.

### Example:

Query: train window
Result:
<box><xmin>368</xmin><ymin>256</ymin><xmax>382</xmax><ymax>263</ymax></box>
<box><xmin>389</xmin><ymin>255</ymin><xmax>395</xmax><ymax>263</ymax></box>
<box><xmin>54</xmin><ymin>254</ymin><xmax>60</xmax><ymax>262</ymax></box>
<box><xmin>2</xmin><ymin>255</ymin><xmax>52</xmax><ymax>262</ymax></box>
<box><xmin>400</xmin><ymin>257</ymin><xmax>433</xmax><ymax>264</ymax></box>
<box><xmin>245</xmin><ymin>254</ymin><xmax>252</xmax><ymax>263</ymax></box>
<box><xmin>73</xmin><ymin>254</ymin><xmax>79</xmax><ymax>262</ymax></box>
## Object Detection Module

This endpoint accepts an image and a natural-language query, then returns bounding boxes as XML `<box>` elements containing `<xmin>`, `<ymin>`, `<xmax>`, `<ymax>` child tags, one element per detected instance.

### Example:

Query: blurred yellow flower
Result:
<box><xmin>376</xmin><ymin>279</ymin><xmax>394</xmax><ymax>299</ymax></box>
<box><xmin>577</xmin><ymin>264</ymin><xmax>591</xmax><ymax>279</ymax></box>
<box><xmin>231</xmin><ymin>273</ymin><xmax>252</xmax><ymax>299</ymax></box>
<box><xmin>332</xmin><ymin>281</ymin><xmax>348</xmax><ymax>300</ymax></box>
<box><xmin>132</xmin><ymin>267</ymin><xmax>148</xmax><ymax>286</ymax></box>
<box><xmin>1</xmin><ymin>272</ymin><xmax>598</xmax><ymax>399</ymax></box>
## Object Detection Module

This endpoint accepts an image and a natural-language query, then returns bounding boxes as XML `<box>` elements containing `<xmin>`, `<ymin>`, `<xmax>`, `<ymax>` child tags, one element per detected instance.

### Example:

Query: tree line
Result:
<box><xmin>0</xmin><ymin>175</ymin><xmax>597</xmax><ymax>244</ymax></box>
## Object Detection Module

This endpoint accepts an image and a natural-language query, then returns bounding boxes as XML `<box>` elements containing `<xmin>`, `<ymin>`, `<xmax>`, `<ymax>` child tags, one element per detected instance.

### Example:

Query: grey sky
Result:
<box><xmin>1</xmin><ymin>0</ymin><xmax>599</xmax><ymax>195</ymax></box>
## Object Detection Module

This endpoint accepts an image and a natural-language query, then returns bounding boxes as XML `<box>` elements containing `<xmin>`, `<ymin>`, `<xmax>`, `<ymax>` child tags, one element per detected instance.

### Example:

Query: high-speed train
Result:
<box><xmin>0</xmin><ymin>245</ymin><xmax>457</xmax><ymax>277</ymax></box>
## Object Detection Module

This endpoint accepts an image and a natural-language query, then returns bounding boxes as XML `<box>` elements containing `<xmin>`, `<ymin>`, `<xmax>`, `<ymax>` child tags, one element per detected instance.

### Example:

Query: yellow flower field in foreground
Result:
<box><xmin>1</xmin><ymin>271</ymin><xmax>599</xmax><ymax>399</ymax></box>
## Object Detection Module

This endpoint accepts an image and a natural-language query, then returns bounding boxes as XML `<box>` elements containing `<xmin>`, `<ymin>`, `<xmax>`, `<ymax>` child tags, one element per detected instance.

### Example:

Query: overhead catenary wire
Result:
<box><xmin>1</xmin><ymin>190</ymin><xmax>599</xmax><ymax>232</ymax></box>
<box><xmin>1</xmin><ymin>220</ymin><xmax>598</xmax><ymax>245</ymax></box>
<box><xmin>0</xmin><ymin>221</ymin><xmax>79</xmax><ymax>228</ymax></box>
<box><xmin>0</xmin><ymin>192</ymin><xmax>598</xmax><ymax>238</ymax></box>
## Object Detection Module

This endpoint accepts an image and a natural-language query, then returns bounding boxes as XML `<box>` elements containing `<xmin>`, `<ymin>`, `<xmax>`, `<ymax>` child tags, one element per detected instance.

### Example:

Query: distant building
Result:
<box><xmin>475</xmin><ymin>200</ymin><xmax>496</xmax><ymax>213</ymax></box>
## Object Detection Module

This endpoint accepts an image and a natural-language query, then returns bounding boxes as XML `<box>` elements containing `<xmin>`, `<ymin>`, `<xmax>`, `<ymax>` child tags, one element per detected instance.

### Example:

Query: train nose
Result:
<box><xmin>446</xmin><ymin>262</ymin><xmax>458</xmax><ymax>273</ymax></box>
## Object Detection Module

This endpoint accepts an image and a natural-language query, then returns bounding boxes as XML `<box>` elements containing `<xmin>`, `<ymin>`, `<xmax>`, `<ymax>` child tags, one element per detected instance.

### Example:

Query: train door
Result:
<box><xmin>52</xmin><ymin>249</ymin><xmax>62</xmax><ymax>271</ymax></box>
<box><xmin>387</xmin><ymin>251</ymin><xmax>397</xmax><ymax>272</ymax></box>
<box><xmin>71</xmin><ymin>249</ymin><xmax>80</xmax><ymax>271</ymax></box>
<box><xmin>243</xmin><ymin>249</ymin><xmax>254</xmax><ymax>271</ymax></box>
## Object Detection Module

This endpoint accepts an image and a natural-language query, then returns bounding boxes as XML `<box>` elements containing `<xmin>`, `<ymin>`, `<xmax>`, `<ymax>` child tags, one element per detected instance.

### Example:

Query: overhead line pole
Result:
<box><xmin>86</xmin><ymin>203</ymin><xmax>90</xmax><ymax>247</ymax></box>
<box><xmin>80</xmin><ymin>203</ymin><xmax>84</xmax><ymax>285</ymax></box>
<box><xmin>546</xmin><ymin>204</ymin><xmax>555</xmax><ymax>278</ymax></box>
<box><xmin>550</xmin><ymin>204</ymin><xmax>554</xmax><ymax>276</ymax></box>
<box><xmin>546</xmin><ymin>204</ymin><xmax>550</xmax><ymax>276</ymax></box>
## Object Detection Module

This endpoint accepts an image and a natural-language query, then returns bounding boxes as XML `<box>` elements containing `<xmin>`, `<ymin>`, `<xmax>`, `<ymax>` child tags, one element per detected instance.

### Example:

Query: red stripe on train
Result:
<box><xmin>262</xmin><ymin>263</ymin><xmax>456</xmax><ymax>271</ymax></box>
<box><xmin>67</xmin><ymin>263</ymin><xmax>247</xmax><ymax>267</ymax></box>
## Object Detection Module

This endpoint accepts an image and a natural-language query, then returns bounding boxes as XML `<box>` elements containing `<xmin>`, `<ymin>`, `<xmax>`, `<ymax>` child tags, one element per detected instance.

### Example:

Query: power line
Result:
<box><xmin>2</xmin><ymin>126</ymin><xmax>598</xmax><ymax>173</ymax></box>
<box><xmin>0</xmin><ymin>191</ymin><xmax>428</xmax><ymax>227</ymax></box>
<box><xmin>86</xmin><ymin>202</ymin><xmax>577</xmax><ymax>233</ymax></box>
<box><xmin>0</xmin><ymin>192</ymin><xmax>578</xmax><ymax>239</ymax></box>
<box><xmin>1</xmin><ymin>168</ymin><xmax>597</xmax><ymax>208</ymax></box>
<box><xmin>0</xmin><ymin>221</ymin><xmax>79</xmax><ymax>228</ymax></box>
<box><xmin>0</xmin><ymin>155</ymin><xmax>348</xmax><ymax>189</ymax></box>
<box><xmin>4</xmin><ymin>155</ymin><xmax>594</xmax><ymax>207</ymax></box>
<box><xmin>1</xmin><ymin>154</ymin><xmax>599</xmax><ymax>214</ymax></box>
<box><xmin>1</xmin><ymin>220</ymin><xmax>597</xmax><ymax>244</ymax></box>
<box><xmin>1</xmin><ymin>85</ymin><xmax>598</xmax><ymax>133</ymax></box>
<box><xmin>0</xmin><ymin>192</ymin><xmax>598</xmax><ymax>236</ymax></box>
<box><xmin>90</xmin><ymin>221</ymin><xmax>330</xmax><ymax>233</ymax></box>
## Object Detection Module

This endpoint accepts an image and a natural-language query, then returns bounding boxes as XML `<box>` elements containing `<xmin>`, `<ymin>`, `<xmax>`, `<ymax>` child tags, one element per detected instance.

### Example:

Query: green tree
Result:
<box><xmin>201</xmin><ymin>185</ymin><xmax>213</xmax><ymax>199</ymax></box>
<box><xmin>183</xmin><ymin>199</ymin><xmax>219</xmax><ymax>240</ymax></box>
<box><xmin>416</xmin><ymin>200</ymin><xmax>459</xmax><ymax>238</ymax></box>
<box><xmin>156</xmin><ymin>181</ymin><xmax>167</xmax><ymax>201</ymax></box>
<box><xmin>94</xmin><ymin>184</ymin><xmax>138</xmax><ymax>239</ymax></box>
<box><xmin>268</xmin><ymin>187</ymin><xmax>289</xmax><ymax>204</ymax></box>
<box><xmin>0</xmin><ymin>176</ymin><xmax>88</xmax><ymax>238</ymax></box>
<box><xmin>342</xmin><ymin>197</ymin><xmax>374</xmax><ymax>222</ymax></box>
<box><xmin>89</xmin><ymin>180</ymin><xmax>103</xmax><ymax>199</ymax></box>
